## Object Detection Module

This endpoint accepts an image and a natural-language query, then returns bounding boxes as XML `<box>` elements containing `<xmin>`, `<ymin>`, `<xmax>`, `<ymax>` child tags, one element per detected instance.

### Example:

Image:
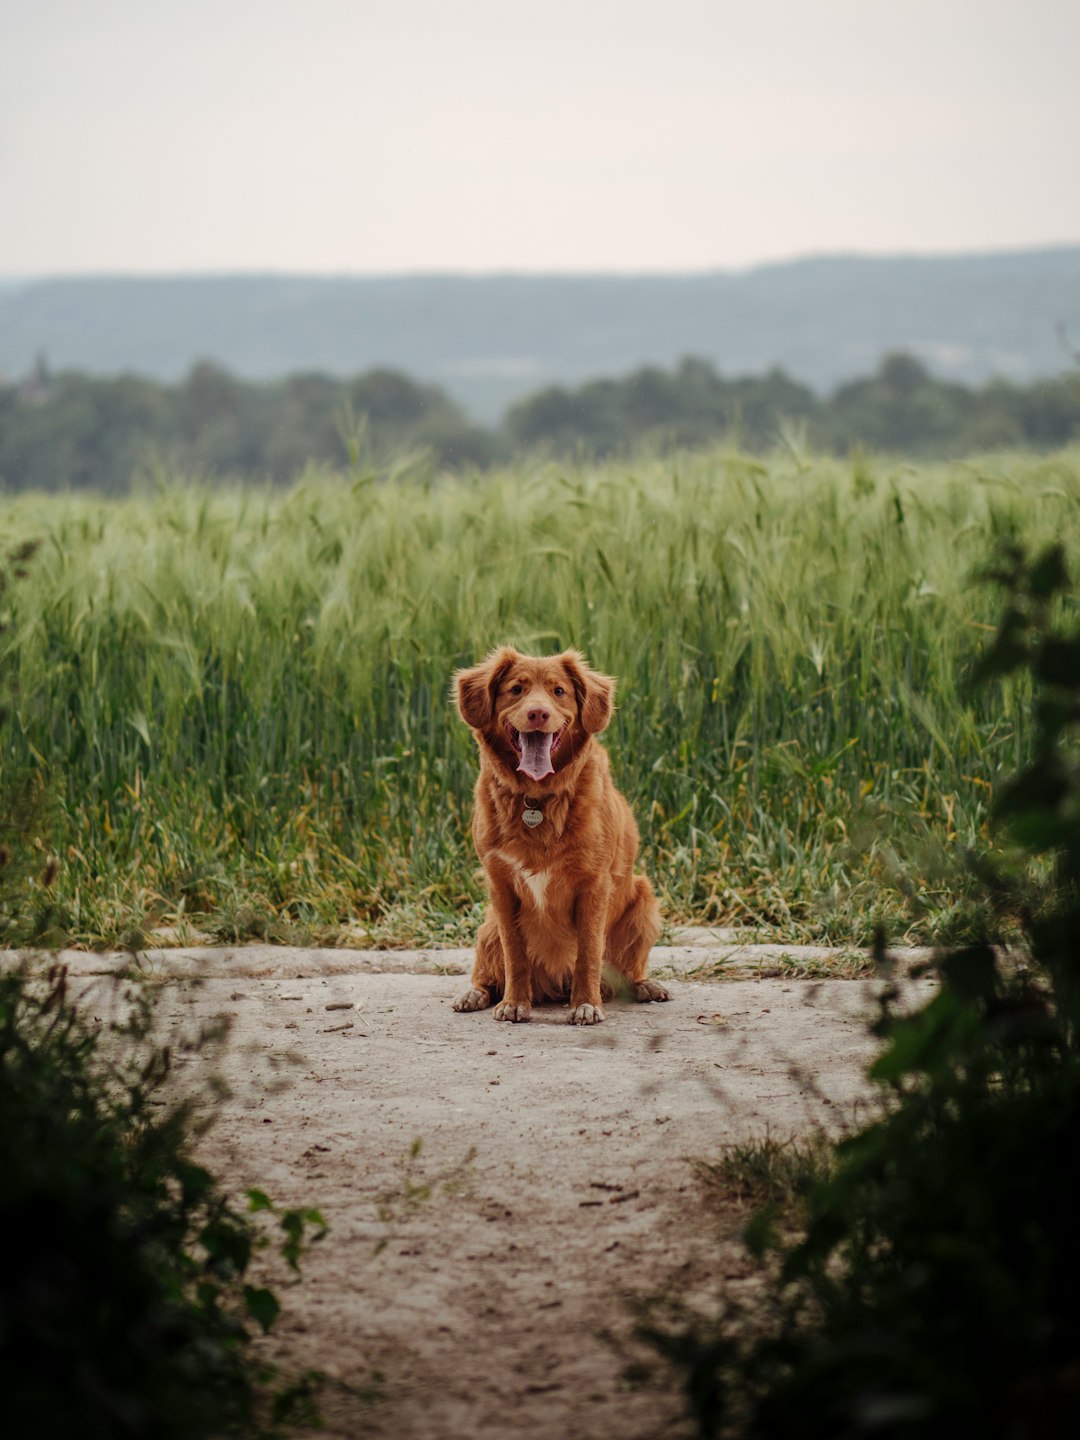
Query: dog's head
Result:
<box><xmin>453</xmin><ymin>646</ymin><xmax>615</xmax><ymax>783</ymax></box>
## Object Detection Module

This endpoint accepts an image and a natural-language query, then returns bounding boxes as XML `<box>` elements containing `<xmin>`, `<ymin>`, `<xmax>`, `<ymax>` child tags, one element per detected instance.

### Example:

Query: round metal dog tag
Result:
<box><xmin>523</xmin><ymin>808</ymin><xmax>544</xmax><ymax>828</ymax></box>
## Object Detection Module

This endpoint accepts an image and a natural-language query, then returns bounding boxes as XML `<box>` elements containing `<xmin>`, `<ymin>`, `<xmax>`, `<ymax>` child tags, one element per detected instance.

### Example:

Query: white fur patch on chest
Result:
<box><xmin>494</xmin><ymin>849</ymin><xmax>550</xmax><ymax>909</ymax></box>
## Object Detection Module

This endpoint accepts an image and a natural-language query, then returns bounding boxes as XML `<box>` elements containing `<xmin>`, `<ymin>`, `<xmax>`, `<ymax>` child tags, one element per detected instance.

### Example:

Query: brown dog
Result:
<box><xmin>451</xmin><ymin>646</ymin><xmax>670</xmax><ymax>1025</ymax></box>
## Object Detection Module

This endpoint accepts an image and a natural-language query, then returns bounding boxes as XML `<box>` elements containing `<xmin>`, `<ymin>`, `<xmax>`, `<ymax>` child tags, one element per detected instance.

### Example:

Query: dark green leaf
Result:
<box><xmin>200</xmin><ymin>1216</ymin><xmax>253</xmax><ymax>1273</ymax></box>
<box><xmin>743</xmin><ymin>1204</ymin><xmax>779</xmax><ymax>1258</ymax></box>
<box><xmin>280</xmin><ymin>1209</ymin><xmax>306</xmax><ymax>1269</ymax></box>
<box><xmin>176</xmin><ymin>1160</ymin><xmax>214</xmax><ymax>1203</ymax></box>
<box><xmin>1004</xmin><ymin>808</ymin><xmax>1076</xmax><ymax>851</ymax></box>
<box><xmin>243</xmin><ymin>1285</ymin><xmax>281</xmax><ymax>1334</ymax></box>
<box><xmin>939</xmin><ymin>945</ymin><xmax>997</xmax><ymax>1003</ymax></box>
<box><xmin>969</xmin><ymin>607</ymin><xmax>1029</xmax><ymax>685</ymax></box>
<box><xmin>1035</xmin><ymin>696</ymin><xmax>1080</xmax><ymax>736</ymax></box>
<box><xmin>994</xmin><ymin>756</ymin><xmax>1069</xmax><ymax>822</ymax></box>
<box><xmin>1036</xmin><ymin>636</ymin><xmax>1080</xmax><ymax>690</ymax></box>
<box><xmin>869</xmin><ymin>991</ymin><xmax>970</xmax><ymax>1083</ymax></box>
<box><xmin>1027</xmin><ymin>543</ymin><xmax>1069</xmax><ymax>599</ymax></box>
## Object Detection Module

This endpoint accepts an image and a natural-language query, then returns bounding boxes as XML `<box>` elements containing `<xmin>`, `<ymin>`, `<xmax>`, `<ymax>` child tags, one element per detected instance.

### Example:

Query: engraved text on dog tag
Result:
<box><xmin>523</xmin><ymin>808</ymin><xmax>544</xmax><ymax>828</ymax></box>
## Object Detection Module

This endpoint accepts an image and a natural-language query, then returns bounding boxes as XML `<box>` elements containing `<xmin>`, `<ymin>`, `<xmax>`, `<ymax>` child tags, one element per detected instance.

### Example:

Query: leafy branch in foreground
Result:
<box><xmin>0</xmin><ymin>538</ymin><xmax>64</xmax><ymax>947</ymax></box>
<box><xmin>641</xmin><ymin>541</ymin><xmax>1080</xmax><ymax>1439</ymax></box>
<box><xmin>0</xmin><ymin>963</ymin><xmax>327</xmax><ymax>1438</ymax></box>
<box><xmin>1</xmin><ymin>532</ymin><xmax>329</xmax><ymax>1435</ymax></box>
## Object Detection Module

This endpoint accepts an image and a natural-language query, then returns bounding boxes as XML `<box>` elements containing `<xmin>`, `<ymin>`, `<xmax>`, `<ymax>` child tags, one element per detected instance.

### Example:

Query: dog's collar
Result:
<box><xmin>522</xmin><ymin>794</ymin><xmax>546</xmax><ymax>828</ymax></box>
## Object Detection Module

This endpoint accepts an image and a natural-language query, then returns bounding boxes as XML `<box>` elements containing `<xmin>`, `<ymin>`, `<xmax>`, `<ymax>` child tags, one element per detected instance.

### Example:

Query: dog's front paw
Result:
<box><xmin>453</xmin><ymin>987</ymin><xmax>492</xmax><ymax>1013</ymax></box>
<box><xmin>493</xmin><ymin>1000</ymin><xmax>532</xmax><ymax>1023</ymax></box>
<box><xmin>632</xmin><ymin>980</ymin><xmax>671</xmax><ymax>1003</ymax></box>
<box><xmin>568</xmin><ymin>1003</ymin><xmax>605</xmax><ymax>1026</ymax></box>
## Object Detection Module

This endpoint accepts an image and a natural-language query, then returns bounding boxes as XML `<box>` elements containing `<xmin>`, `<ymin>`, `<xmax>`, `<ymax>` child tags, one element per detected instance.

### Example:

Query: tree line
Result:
<box><xmin>1</xmin><ymin>351</ymin><xmax>1078</xmax><ymax>491</ymax></box>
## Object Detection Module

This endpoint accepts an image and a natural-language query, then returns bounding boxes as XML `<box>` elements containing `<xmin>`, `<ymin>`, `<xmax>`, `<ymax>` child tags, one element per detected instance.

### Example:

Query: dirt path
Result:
<box><xmin>19</xmin><ymin>942</ymin><xmax>932</xmax><ymax>1439</ymax></box>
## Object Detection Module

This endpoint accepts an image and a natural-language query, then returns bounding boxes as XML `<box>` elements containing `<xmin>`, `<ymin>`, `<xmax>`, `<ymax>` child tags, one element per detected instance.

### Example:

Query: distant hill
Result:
<box><xmin>1</xmin><ymin>249</ymin><xmax>1078</xmax><ymax>422</ymax></box>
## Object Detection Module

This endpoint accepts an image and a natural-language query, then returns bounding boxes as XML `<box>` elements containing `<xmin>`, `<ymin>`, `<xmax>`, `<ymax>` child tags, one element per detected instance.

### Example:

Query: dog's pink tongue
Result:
<box><xmin>517</xmin><ymin>730</ymin><xmax>555</xmax><ymax>781</ymax></box>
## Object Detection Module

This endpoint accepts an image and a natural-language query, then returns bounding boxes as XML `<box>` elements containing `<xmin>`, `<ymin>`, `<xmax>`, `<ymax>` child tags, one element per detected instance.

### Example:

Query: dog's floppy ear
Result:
<box><xmin>453</xmin><ymin>647</ymin><xmax>519</xmax><ymax>729</ymax></box>
<box><xmin>560</xmin><ymin>649</ymin><xmax>616</xmax><ymax>734</ymax></box>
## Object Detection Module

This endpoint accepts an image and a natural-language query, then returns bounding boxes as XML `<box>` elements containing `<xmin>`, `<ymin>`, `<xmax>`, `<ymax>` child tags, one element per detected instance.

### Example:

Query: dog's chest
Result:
<box><xmin>494</xmin><ymin>848</ymin><xmax>551</xmax><ymax>910</ymax></box>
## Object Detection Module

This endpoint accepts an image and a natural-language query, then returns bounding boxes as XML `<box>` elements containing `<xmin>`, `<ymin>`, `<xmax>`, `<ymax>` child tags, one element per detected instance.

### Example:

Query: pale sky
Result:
<box><xmin>2</xmin><ymin>0</ymin><xmax>1078</xmax><ymax>276</ymax></box>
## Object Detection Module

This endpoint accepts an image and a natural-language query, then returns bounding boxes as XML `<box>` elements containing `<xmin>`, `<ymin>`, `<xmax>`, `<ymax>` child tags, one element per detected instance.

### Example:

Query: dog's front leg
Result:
<box><xmin>487</xmin><ymin>868</ymin><xmax>533</xmax><ymax>1022</ymax></box>
<box><xmin>569</xmin><ymin>878</ymin><xmax>611</xmax><ymax>1025</ymax></box>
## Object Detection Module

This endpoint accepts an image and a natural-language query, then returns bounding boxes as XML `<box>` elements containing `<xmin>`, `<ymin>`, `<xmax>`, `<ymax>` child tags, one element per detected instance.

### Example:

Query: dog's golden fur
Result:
<box><xmin>451</xmin><ymin>646</ymin><xmax>669</xmax><ymax>1025</ymax></box>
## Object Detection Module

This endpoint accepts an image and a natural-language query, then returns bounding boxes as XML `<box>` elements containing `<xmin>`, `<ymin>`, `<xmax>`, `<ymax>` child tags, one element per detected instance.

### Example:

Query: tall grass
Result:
<box><xmin>1</xmin><ymin>447</ymin><xmax>1077</xmax><ymax>948</ymax></box>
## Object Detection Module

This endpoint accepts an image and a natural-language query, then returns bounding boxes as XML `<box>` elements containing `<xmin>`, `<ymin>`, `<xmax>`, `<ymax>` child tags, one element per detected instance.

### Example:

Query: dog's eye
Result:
<box><xmin>553</xmin><ymin>686</ymin><xmax>565</xmax><ymax>697</ymax></box>
<box><xmin>510</xmin><ymin>684</ymin><xmax>523</xmax><ymax>695</ymax></box>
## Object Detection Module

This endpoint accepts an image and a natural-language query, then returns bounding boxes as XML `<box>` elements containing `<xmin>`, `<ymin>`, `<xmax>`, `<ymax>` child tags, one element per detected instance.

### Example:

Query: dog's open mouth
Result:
<box><xmin>506</xmin><ymin>724</ymin><xmax>565</xmax><ymax>781</ymax></box>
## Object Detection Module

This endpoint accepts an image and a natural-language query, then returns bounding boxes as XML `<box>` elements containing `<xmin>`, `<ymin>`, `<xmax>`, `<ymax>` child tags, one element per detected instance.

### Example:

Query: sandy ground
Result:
<box><xmin>10</xmin><ymin>940</ymin><xmax>935</xmax><ymax>1439</ymax></box>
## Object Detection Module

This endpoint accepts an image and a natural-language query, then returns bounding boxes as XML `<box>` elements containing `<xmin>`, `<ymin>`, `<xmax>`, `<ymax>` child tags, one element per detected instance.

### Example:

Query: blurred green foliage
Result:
<box><xmin>642</xmin><ymin>543</ymin><xmax>1080</xmax><ymax>1438</ymax></box>
<box><xmin>0</xmin><ymin>964</ymin><xmax>327</xmax><ymax>1438</ymax></box>
<box><xmin>507</xmin><ymin>353</ymin><xmax>1080</xmax><ymax>458</ymax></box>
<box><xmin>0</xmin><ymin>360</ymin><xmax>498</xmax><ymax>491</ymax></box>
<box><xmin>1</xmin><ymin>352</ymin><xmax>1077</xmax><ymax>492</ymax></box>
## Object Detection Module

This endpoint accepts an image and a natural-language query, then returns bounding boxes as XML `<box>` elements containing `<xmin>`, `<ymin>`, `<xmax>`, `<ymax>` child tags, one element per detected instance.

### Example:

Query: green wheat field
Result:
<box><xmin>2</xmin><ymin>445</ymin><xmax>1077</xmax><ymax>951</ymax></box>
